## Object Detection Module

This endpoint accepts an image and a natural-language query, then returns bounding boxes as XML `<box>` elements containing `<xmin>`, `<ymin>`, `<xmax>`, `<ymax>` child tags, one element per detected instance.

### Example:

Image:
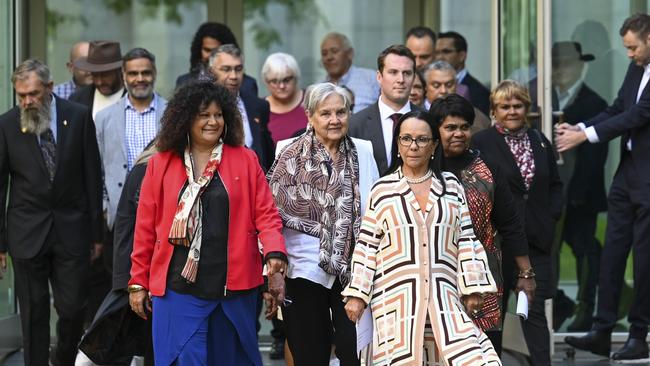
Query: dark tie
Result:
<box><xmin>390</xmin><ymin>113</ymin><xmax>403</xmax><ymax>134</ymax></box>
<box><xmin>40</xmin><ymin>128</ymin><xmax>56</xmax><ymax>181</ymax></box>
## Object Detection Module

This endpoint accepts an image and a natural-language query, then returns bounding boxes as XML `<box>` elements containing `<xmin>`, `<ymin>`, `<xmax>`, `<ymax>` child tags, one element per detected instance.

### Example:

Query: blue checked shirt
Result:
<box><xmin>326</xmin><ymin>65</ymin><xmax>380</xmax><ymax>113</ymax></box>
<box><xmin>53</xmin><ymin>80</ymin><xmax>77</xmax><ymax>100</ymax></box>
<box><xmin>125</xmin><ymin>95</ymin><xmax>159</xmax><ymax>170</ymax></box>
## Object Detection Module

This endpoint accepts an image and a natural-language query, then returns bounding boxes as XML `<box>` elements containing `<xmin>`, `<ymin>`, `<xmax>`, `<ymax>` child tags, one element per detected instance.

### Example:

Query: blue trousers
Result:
<box><xmin>152</xmin><ymin>289</ymin><xmax>262</xmax><ymax>366</ymax></box>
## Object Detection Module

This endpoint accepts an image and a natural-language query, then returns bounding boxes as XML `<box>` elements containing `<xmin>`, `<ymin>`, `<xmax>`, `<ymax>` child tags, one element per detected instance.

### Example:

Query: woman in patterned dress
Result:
<box><xmin>472</xmin><ymin>80</ymin><xmax>563</xmax><ymax>365</ymax></box>
<box><xmin>343</xmin><ymin>110</ymin><xmax>501</xmax><ymax>366</ymax></box>
<box><xmin>432</xmin><ymin>94</ymin><xmax>536</xmax><ymax>355</ymax></box>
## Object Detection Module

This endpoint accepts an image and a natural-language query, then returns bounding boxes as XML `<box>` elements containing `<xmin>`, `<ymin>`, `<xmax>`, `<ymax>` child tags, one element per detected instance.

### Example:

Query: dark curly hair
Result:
<box><xmin>156</xmin><ymin>81</ymin><xmax>243</xmax><ymax>156</ymax></box>
<box><xmin>189</xmin><ymin>22</ymin><xmax>239</xmax><ymax>74</ymax></box>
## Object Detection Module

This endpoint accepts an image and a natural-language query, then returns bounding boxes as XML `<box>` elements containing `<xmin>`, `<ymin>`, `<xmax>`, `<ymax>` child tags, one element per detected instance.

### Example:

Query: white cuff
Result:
<box><xmin>577</xmin><ymin>122</ymin><xmax>586</xmax><ymax>130</ymax></box>
<box><xmin>584</xmin><ymin>126</ymin><xmax>600</xmax><ymax>143</ymax></box>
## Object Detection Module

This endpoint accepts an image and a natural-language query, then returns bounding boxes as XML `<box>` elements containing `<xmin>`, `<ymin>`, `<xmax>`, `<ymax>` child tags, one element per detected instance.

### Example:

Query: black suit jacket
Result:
<box><xmin>240</xmin><ymin>91</ymin><xmax>274</xmax><ymax>171</ymax></box>
<box><xmin>68</xmin><ymin>85</ymin><xmax>127</xmax><ymax>111</ymax></box>
<box><xmin>560</xmin><ymin>84</ymin><xmax>608</xmax><ymax>211</ymax></box>
<box><xmin>472</xmin><ymin>127</ymin><xmax>563</xmax><ymax>254</ymax></box>
<box><xmin>586</xmin><ymin>62</ymin><xmax>650</xmax><ymax>184</ymax></box>
<box><xmin>348</xmin><ymin>102</ymin><xmax>421</xmax><ymax>175</ymax></box>
<box><xmin>175</xmin><ymin>72</ymin><xmax>259</xmax><ymax>96</ymax></box>
<box><xmin>461</xmin><ymin>72</ymin><xmax>491</xmax><ymax>116</ymax></box>
<box><xmin>0</xmin><ymin>97</ymin><xmax>103</xmax><ymax>259</ymax></box>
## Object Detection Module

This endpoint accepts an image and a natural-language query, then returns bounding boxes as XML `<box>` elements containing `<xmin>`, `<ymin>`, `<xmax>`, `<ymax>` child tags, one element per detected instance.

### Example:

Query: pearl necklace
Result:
<box><xmin>405</xmin><ymin>170</ymin><xmax>433</xmax><ymax>184</ymax></box>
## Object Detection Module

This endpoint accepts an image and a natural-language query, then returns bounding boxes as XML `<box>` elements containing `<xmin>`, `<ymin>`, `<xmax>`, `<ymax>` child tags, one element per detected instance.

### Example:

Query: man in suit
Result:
<box><xmin>175</xmin><ymin>22</ymin><xmax>258</xmax><ymax>96</ymax></box>
<box><xmin>0</xmin><ymin>59</ymin><xmax>103</xmax><ymax>366</ymax></box>
<box><xmin>69</xmin><ymin>40</ymin><xmax>125</xmax><ymax>119</ymax></box>
<box><xmin>551</xmin><ymin>42</ymin><xmax>608</xmax><ymax>332</ymax></box>
<box><xmin>209</xmin><ymin>44</ymin><xmax>274</xmax><ymax>171</ymax></box>
<box><xmin>405</xmin><ymin>26</ymin><xmax>437</xmax><ymax>70</ymax></box>
<box><xmin>435</xmin><ymin>31</ymin><xmax>491</xmax><ymax>115</ymax></box>
<box><xmin>95</xmin><ymin>47</ymin><xmax>167</xmax><ymax>287</ymax></box>
<box><xmin>421</xmin><ymin>60</ymin><xmax>491</xmax><ymax>133</ymax></box>
<box><xmin>559</xmin><ymin>14</ymin><xmax>650</xmax><ymax>361</ymax></box>
<box><xmin>349</xmin><ymin>45</ymin><xmax>417</xmax><ymax>175</ymax></box>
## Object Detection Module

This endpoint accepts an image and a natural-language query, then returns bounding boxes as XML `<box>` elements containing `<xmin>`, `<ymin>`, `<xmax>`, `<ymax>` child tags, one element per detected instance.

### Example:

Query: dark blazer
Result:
<box><xmin>0</xmin><ymin>96</ymin><xmax>103</xmax><ymax>258</ymax></box>
<box><xmin>586</xmin><ymin>62</ymin><xmax>650</xmax><ymax>184</ymax></box>
<box><xmin>472</xmin><ymin>127</ymin><xmax>563</xmax><ymax>254</ymax></box>
<box><xmin>561</xmin><ymin>84</ymin><xmax>608</xmax><ymax>211</ymax></box>
<box><xmin>348</xmin><ymin>102</ymin><xmax>421</xmax><ymax>175</ymax></box>
<box><xmin>461</xmin><ymin>72</ymin><xmax>491</xmax><ymax>116</ymax></box>
<box><xmin>69</xmin><ymin>85</ymin><xmax>127</xmax><ymax>111</ymax></box>
<box><xmin>175</xmin><ymin>72</ymin><xmax>259</xmax><ymax>96</ymax></box>
<box><xmin>240</xmin><ymin>90</ymin><xmax>275</xmax><ymax>171</ymax></box>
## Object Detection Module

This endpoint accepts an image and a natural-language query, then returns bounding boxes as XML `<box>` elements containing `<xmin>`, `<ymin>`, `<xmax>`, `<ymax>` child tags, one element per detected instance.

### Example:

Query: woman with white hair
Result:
<box><xmin>262</xmin><ymin>52</ymin><xmax>308</xmax><ymax>145</ymax></box>
<box><xmin>267</xmin><ymin>82</ymin><xmax>379</xmax><ymax>365</ymax></box>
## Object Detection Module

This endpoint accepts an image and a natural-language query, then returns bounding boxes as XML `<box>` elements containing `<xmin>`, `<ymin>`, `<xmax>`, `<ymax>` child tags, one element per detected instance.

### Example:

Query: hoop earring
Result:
<box><xmin>222</xmin><ymin>123</ymin><xmax>228</xmax><ymax>141</ymax></box>
<box><xmin>186</xmin><ymin>133</ymin><xmax>191</xmax><ymax>148</ymax></box>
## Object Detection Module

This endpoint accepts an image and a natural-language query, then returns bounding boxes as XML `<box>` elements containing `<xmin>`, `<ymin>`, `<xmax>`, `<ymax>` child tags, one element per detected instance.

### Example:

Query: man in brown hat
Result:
<box><xmin>551</xmin><ymin>41</ymin><xmax>608</xmax><ymax>333</ymax></box>
<box><xmin>70</xmin><ymin>40</ymin><xmax>125</xmax><ymax>119</ymax></box>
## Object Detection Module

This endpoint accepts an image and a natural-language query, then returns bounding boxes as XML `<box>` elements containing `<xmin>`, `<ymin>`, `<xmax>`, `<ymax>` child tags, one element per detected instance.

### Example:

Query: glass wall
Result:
<box><xmin>242</xmin><ymin>0</ymin><xmax>404</xmax><ymax>98</ymax></box>
<box><xmin>46</xmin><ymin>0</ymin><xmax>208</xmax><ymax>99</ymax></box>
<box><xmin>440</xmin><ymin>0</ymin><xmax>493</xmax><ymax>90</ymax></box>
<box><xmin>551</xmin><ymin>0</ymin><xmax>631</xmax><ymax>334</ymax></box>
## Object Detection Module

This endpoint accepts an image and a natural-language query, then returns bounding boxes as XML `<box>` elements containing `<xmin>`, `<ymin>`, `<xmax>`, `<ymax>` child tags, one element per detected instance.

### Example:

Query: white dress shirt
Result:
<box><xmin>377</xmin><ymin>96</ymin><xmax>412</xmax><ymax>166</ymax></box>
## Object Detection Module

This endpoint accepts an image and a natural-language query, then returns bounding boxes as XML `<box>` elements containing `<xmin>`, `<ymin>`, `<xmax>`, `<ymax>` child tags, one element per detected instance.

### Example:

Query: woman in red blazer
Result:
<box><xmin>128</xmin><ymin>82</ymin><xmax>287</xmax><ymax>365</ymax></box>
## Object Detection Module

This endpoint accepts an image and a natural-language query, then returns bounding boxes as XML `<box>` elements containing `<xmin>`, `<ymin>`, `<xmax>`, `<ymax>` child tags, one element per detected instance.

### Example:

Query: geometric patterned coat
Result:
<box><xmin>342</xmin><ymin>169</ymin><xmax>502</xmax><ymax>365</ymax></box>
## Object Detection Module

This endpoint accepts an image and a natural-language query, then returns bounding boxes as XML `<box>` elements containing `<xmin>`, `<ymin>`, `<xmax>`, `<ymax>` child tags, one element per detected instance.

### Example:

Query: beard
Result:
<box><xmin>20</xmin><ymin>97</ymin><xmax>52</xmax><ymax>135</ymax></box>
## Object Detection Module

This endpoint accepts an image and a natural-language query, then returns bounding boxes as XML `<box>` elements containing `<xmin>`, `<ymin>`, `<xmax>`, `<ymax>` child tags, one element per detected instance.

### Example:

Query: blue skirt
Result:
<box><xmin>151</xmin><ymin>289</ymin><xmax>262</xmax><ymax>366</ymax></box>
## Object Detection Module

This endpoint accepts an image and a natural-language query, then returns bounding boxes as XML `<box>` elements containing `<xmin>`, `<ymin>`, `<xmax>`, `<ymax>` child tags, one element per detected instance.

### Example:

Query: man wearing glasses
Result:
<box><xmin>436</xmin><ymin>31</ymin><xmax>491</xmax><ymax>115</ymax></box>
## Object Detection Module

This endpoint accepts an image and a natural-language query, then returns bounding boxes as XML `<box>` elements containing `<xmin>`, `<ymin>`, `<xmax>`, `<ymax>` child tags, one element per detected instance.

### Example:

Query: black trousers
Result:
<box><xmin>594</xmin><ymin>155</ymin><xmax>650</xmax><ymax>339</ymax></box>
<box><xmin>283</xmin><ymin>277</ymin><xmax>359</xmax><ymax>366</ymax></box>
<box><xmin>12</xmin><ymin>228</ymin><xmax>89</xmax><ymax>366</ymax></box>
<box><xmin>85</xmin><ymin>221</ymin><xmax>112</xmax><ymax>325</ymax></box>
<box><xmin>503</xmin><ymin>252</ymin><xmax>553</xmax><ymax>366</ymax></box>
<box><xmin>562</xmin><ymin>204</ymin><xmax>601</xmax><ymax>308</ymax></box>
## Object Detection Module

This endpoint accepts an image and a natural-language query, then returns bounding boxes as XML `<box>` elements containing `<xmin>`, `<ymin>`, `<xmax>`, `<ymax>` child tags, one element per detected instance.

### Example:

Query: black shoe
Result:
<box><xmin>269</xmin><ymin>338</ymin><xmax>285</xmax><ymax>360</ymax></box>
<box><xmin>565</xmin><ymin>330</ymin><xmax>611</xmax><ymax>357</ymax></box>
<box><xmin>611</xmin><ymin>338</ymin><xmax>649</xmax><ymax>362</ymax></box>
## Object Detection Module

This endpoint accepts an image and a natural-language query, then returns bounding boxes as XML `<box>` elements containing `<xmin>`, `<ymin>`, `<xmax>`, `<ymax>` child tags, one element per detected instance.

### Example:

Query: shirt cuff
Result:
<box><xmin>583</xmin><ymin>126</ymin><xmax>600</xmax><ymax>143</ymax></box>
<box><xmin>577</xmin><ymin>122</ymin><xmax>586</xmax><ymax>130</ymax></box>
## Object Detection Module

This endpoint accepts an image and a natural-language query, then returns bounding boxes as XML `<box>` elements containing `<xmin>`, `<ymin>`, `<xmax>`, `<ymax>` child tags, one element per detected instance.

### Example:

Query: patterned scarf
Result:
<box><xmin>267</xmin><ymin>129</ymin><xmax>361</xmax><ymax>286</ymax></box>
<box><xmin>168</xmin><ymin>142</ymin><xmax>223</xmax><ymax>283</ymax></box>
<box><xmin>494</xmin><ymin>124</ymin><xmax>535</xmax><ymax>190</ymax></box>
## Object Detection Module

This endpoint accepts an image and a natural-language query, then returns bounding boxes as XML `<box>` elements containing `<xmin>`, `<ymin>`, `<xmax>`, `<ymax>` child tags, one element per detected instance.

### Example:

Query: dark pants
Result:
<box><xmin>283</xmin><ymin>278</ymin><xmax>359</xmax><ymax>366</ymax></box>
<box><xmin>503</xmin><ymin>252</ymin><xmax>552</xmax><ymax>366</ymax></box>
<box><xmin>12</xmin><ymin>228</ymin><xmax>89</xmax><ymax>366</ymax></box>
<box><xmin>563</xmin><ymin>204</ymin><xmax>601</xmax><ymax>308</ymax></box>
<box><xmin>594</xmin><ymin>155</ymin><xmax>650</xmax><ymax>339</ymax></box>
<box><xmin>86</xmin><ymin>221</ymin><xmax>112</xmax><ymax>325</ymax></box>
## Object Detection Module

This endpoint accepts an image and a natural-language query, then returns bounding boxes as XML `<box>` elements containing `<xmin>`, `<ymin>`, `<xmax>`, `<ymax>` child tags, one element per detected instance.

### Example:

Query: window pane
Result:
<box><xmin>243</xmin><ymin>0</ymin><xmax>404</xmax><ymax>97</ymax></box>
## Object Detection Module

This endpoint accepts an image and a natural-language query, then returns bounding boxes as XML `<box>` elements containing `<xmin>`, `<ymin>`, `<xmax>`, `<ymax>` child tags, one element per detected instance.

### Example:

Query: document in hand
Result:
<box><xmin>356</xmin><ymin>307</ymin><xmax>373</xmax><ymax>356</ymax></box>
<box><xmin>516</xmin><ymin>291</ymin><xmax>528</xmax><ymax>320</ymax></box>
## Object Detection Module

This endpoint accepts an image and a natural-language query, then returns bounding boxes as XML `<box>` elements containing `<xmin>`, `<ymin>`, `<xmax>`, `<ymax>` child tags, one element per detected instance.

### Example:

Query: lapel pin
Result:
<box><xmin>63</xmin><ymin>120</ymin><xmax>68</xmax><ymax>126</ymax></box>
<box><xmin>21</xmin><ymin>127</ymin><xmax>27</xmax><ymax>133</ymax></box>
<box><xmin>254</xmin><ymin>117</ymin><xmax>260</xmax><ymax>124</ymax></box>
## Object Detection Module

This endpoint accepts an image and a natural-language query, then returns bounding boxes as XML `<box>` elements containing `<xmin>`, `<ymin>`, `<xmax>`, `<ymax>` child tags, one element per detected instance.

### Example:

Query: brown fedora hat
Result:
<box><xmin>73</xmin><ymin>40</ymin><xmax>122</xmax><ymax>72</ymax></box>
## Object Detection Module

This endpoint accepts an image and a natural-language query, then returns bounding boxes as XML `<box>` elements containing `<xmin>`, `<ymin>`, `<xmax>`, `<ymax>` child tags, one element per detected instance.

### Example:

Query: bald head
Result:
<box><xmin>67</xmin><ymin>41</ymin><xmax>93</xmax><ymax>87</ymax></box>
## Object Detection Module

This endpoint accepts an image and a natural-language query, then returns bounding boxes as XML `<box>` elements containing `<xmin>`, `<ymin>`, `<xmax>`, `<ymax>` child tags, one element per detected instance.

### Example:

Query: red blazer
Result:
<box><xmin>129</xmin><ymin>146</ymin><xmax>286</xmax><ymax>296</ymax></box>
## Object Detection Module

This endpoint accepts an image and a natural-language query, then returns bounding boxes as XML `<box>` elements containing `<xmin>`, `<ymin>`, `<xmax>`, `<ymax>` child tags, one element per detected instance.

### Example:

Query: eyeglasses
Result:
<box><xmin>398</xmin><ymin>135</ymin><xmax>434</xmax><ymax>148</ymax></box>
<box><xmin>268</xmin><ymin>76</ymin><xmax>295</xmax><ymax>86</ymax></box>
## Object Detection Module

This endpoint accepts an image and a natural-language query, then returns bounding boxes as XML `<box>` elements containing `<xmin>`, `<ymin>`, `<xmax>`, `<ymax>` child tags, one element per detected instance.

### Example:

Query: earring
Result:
<box><xmin>397</xmin><ymin>152</ymin><xmax>401</xmax><ymax>158</ymax></box>
<box><xmin>186</xmin><ymin>133</ymin><xmax>191</xmax><ymax>148</ymax></box>
<box><xmin>222</xmin><ymin>123</ymin><xmax>228</xmax><ymax>141</ymax></box>
<box><xmin>431</xmin><ymin>154</ymin><xmax>434</xmax><ymax>160</ymax></box>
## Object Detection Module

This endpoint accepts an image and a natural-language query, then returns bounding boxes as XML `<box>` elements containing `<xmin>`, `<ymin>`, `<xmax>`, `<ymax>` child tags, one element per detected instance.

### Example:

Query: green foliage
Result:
<box><xmin>102</xmin><ymin>0</ymin><xmax>201</xmax><ymax>24</ymax></box>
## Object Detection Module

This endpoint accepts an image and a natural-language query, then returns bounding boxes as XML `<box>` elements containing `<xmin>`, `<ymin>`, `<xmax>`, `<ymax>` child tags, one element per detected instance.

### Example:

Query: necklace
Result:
<box><xmin>405</xmin><ymin>169</ymin><xmax>433</xmax><ymax>184</ymax></box>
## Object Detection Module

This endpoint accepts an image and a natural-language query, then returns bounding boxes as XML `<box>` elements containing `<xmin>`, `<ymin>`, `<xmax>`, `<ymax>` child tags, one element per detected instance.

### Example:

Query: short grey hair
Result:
<box><xmin>423</xmin><ymin>60</ymin><xmax>456</xmax><ymax>80</ymax></box>
<box><xmin>11</xmin><ymin>59</ymin><xmax>52</xmax><ymax>85</ymax></box>
<box><xmin>261</xmin><ymin>52</ymin><xmax>301</xmax><ymax>81</ymax></box>
<box><xmin>208</xmin><ymin>44</ymin><xmax>243</xmax><ymax>67</ymax></box>
<box><xmin>322</xmin><ymin>32</ymin><xmax>353</xmax><ymax>51</ymax></box>
<box><xmin>304</xmin><ymin>82</ymin><xmax>351</xmax><ymax>115</ymax></box>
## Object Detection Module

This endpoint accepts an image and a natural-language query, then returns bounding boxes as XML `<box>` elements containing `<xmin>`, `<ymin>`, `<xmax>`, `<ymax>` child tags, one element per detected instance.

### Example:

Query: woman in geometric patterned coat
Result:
<box><xmin>343</xmin><ymin>110</ymin><xmax>502</xmax><ymax>366</ymax></box>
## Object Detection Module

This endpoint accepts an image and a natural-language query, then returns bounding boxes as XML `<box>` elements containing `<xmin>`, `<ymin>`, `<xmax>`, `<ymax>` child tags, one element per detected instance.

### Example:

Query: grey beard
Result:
<box><xmin>20</xmin><ymin>99</ymin><xmax>51</xmax><ymax>135</ymax></box>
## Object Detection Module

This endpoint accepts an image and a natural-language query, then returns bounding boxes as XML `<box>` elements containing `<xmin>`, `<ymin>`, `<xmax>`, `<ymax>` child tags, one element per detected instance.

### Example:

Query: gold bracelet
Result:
<box><xmin>127</xmin><ymin>284</ymin><xmax>145</xmax><ymax>293</ymax></box>
<box><xmin>518</xmin><ymin>267</ymin><xmax>536</xmax><ymax>279</ymax></box>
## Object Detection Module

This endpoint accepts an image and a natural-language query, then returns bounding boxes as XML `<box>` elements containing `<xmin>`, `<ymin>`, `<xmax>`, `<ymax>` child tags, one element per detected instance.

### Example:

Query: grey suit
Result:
<box><xmin>95</xmin><ymin>94</ymin><xmax>167</xmax><ymax>229</ymax></box>
<box><xmin>348</xmin><ymin>102</ymin><xmax>420</xmax><ymax>175</ymax></box>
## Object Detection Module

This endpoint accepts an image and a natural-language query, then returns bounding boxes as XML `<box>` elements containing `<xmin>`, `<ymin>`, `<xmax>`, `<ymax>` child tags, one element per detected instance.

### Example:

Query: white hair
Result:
<box><xmin>261</xmin><ymin>52</ymin><xmax>301</xmax><ymax>82</ymax></box>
